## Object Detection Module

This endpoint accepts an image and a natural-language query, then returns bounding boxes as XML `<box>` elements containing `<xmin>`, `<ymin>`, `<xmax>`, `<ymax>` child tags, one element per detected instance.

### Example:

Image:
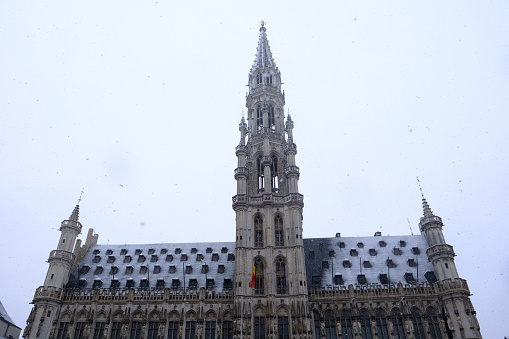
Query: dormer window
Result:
<box><xmin>135</xmin><ymin>249</ymin><xmax>142</xmax><ymax>255</ymax></box>
<box><xmin>154</xmin><ymin>265</ymin><xmax>161</xmax><ymax>274</ymax></box>
<box><xmin>218</xmin><ymin>265</ymin><xmax>225</xmax><ymax>274</ymax></box>
<box><xmin>171</xmin><ymin>279</ymin><xmax>180</xmax><ymax>289</ymax></box>
<box><xmin>79</xmin><ymin>265</ymin><xmax>90</xmax><ymax>275</ymax></box>
<box><xmin>412</xmin><ymin>247</ymin><xmax>421</xmax><ymax>255</ymax></box>
<box><xmin>393</xmin><ymin>248</ymin><xmax>402</xmax><ymax>256</ymax></box>
<box><xmin>357</xmin><ymin>242</ymin><xmax>364</xmax><ymax>248</ymax></box>
<box><xmin>379</xmin><ymin>241</ymin><xmax>387</xmax><ymax>247</ymax></box>
<box><xmin>107</xmin><ymin>256</ymin><xmax>115</xmax><ymax>263</ymax></box>
<box><xmin>140</xmin><ymin>266</ymin><xmax>147</xmax><ymax>274</ymax></box>
<box><xmin>206</xmin><ymin>247</ymin><xmax>212</xmax><ymax>254</ymax></box>
<box><xmin>191</xmin><ymin>248</ymin><xmax>198</xmax><ymax>254</ymax></box>
<box><xmin>202</xmin><ymin>264</ymin><xmax>209</xmax><ymax>274</ymax></box>
<box><xmin>408</xmin><ymin>259</ymin><xmax>417</xmax><ymax>267</ymax></box>
<box><xmin>166</xmin><ymin>254</ymin><xmax>173</xmax><ymax>262</ymax></box>
<box><xmin>110</xmin><ymin>266</ymin><xmax>118</xmax><ymax>275</ymax></box>
<box><xmin>334</xmin><ymin>274</ymin><xmax>343</xmax><ymax>285</ymax></box>
<box><xmin>138</xmin><ymin>255</ymin><xmax>146</xmax><ymax>263</ymax></box>
<box><xmin>94</xmin><ymin>266</ymin><xmax>103</xmax><ymax>275</ymax></box>
<box><xmin>181</xmin><ymin>254</ymin><xmax>188</xmax><ymax>261</ymax></box>
<box><xmin>343</xmin><ymin>260</ymin><xmax>352</xmax><ymax>268</ymax></box>
<box><xmin>350</xmin><ymin>249</ymin><xmax>358</xmax><ymax>257</ymax></box>
<box><xmin>338</xmin><ymin>242</ymin><xmax>346</xmax><ymax>248</ymax></box>
<box><xmin>185</xmin><ymin>265</ymin><xmax>192</xmax><ymax>274</ymax></box>
<box><xmin>92</xmin><ymin>256</ymin><xmax>101</xmax><ymax>263</ymax></box>
<box><xmin>150</xmin><ymin>255</ymin><xmax>158</xmax><ymax>262</ymax></box>
<box><xmin>106</xmin><ymin>249</ymin><xmax>113</xmax><ymax>255</ymax></box>
<box><xmin>169</xmin><ymin>265</ymin><xmax>176</xmax><ymax>273</ymax></box>
<box><xmin>93</xmin><ymin>249</ymin><xmax>100</xmax><ymax>255</ymax></box>
<box><xmin>212</xmin><ymin>253</ymin><xmax>219</xmax><ymax>261</ymax></box>
<box><xmin>175</xmin><ymin>248</ymin><xmax>181</xmax><ymax>254</ymax></box>
<box><xmin>156</xmin><ymin>279</ymin><xmax>165</xmax><ymax>289</ymax></box>
<box><xmin>227</xmin><ymin>253</ymin><xmax>235</xmax><ymax>261</ymax></box>
<box><xmin>221</xmin><ymin>247</ymin><xmax>228</xmax><ymax>254</ymax></box>
<box><xmin>126</xmin><ymin>279</ymin><xmax>135</xmax><ymax>288</ymax></box>
<box><xmin>196</xmin><ymin>254</ymin><xmax>204</xmax><ymax>261</ymax></box>
<box><xmin>404</xmin><ymin>273</ymin><xmax>416</xmax><ymax>284</ymax></box>
<box><xmin>206</xmin><ymin>279</ymin><xmax>215</xmax><ymax>289</ymax></box>
<box><xmin>387</xmin><ymin>259</ymin><xmax>396</xmax><ymax>268</ymax></box>
<box><xmin>148</xmin><ymin>249</ymin><xmax>155</xmax><ymax>254</ymax></box>
<box><xmin>124</xmin><ymin>256</ymin><xmax>132</xmax><ymax>263</ymax></box>
<box><xmin>189</xmin><ymin>279</ymin><xmax>198</xmax><ymax>289</ymax></box>
<box><xmin>120</xmin><ymin>249</ymin><xmax>128</xmax><ymax>255</ymax></box>
<box><xmin>126</xmin><ymin>266</ymin><xmax>133</xmax><ymax>274</ymax></box>
<box><xmin>160</xmin><ymin>249</ymin><xmax>167</xmax><ymax>254</ymax></box>
<box><xmin>369</xmin><ymin>249</ymin><xmax>377</xmax><ymax>256</ymax></box>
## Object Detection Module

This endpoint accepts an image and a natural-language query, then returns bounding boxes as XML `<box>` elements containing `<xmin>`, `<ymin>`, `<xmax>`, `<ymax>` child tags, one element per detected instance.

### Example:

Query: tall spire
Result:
<box><xmin>69</xmin><ymin>205</ymin><xmax>80</xmax><ymax>221</ymax></box>
<box><xmin>250</xmin><ymin>21</ymin><xmax>276</xmax><ymax>75</ymax></box>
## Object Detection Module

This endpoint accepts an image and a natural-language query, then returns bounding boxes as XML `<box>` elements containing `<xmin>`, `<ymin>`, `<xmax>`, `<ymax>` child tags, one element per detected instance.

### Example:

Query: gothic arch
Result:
<box><xmin>96</xmin><ymin>310</ymin><xmax>108</xmax><ymax>321</ymax></box>
<box><xmin>253</xmin><ymin>305</ymin><xmax>266</xmax><ymax>317</ymax></box>
<box><xmin>131</xmin><ymin>309</ymin><xmax>145</xmax><ymax>321</ymax></box>
<box><xmin>75</xmin><ymin>309</ymin><xmax>89</xmax><ymax>321</ymax></box>
<box><xmin>168</xmin><ymin>310</ymin><xmax>180</xmax><ymax>322</ymax></box>
<box><xmin>112</xmin><ymin>309</ymin><xmax>124</xmax><ymax>321</ymax></box>
<box><xmin>275</xmin><ymin>304</ymin><xmax>289</xmax><ymax>316</ymax></box>
<box><xmin>185</xmin><ymin>310</ymin><xmax>197</xmax><ymax>321</ymax></box>
<box><xmin>148</xmin><ymin>309</ymin><xmax>163</xmax><ymax>321</ymax></box>
<box><xmin>205</xmin><ymin>310</ymin><xmax>217</xmax><ymax>321</ymax></box>
<box><xmin>60</xmin><ymin>310</ymin><xmax>72</xmax><ymax>322</ymax></box>
<box><xmin>222</xmin><ymin>310</ymin><xmax>232</xmax><ymax>321</ymax></box>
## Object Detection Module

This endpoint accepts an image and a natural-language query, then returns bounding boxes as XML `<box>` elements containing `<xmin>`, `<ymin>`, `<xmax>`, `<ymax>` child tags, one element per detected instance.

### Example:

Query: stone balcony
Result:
<box><xmin>48</xmin><ymin>249</ymin><xmax>76</xmax><ymax>265</ymax></box>
<box><xmin>232</xmin><ymin>193</ymin><xmax>304</xmax><ymax>208</ymax></box>
<box><xmin>426</xmin><ymin>244</ymin><xmax>455</xmax><ymax>261</ymax></box>
<box><xmin>33</xmin><ymin>286</ymin><xmax>63</xmax><ymax>302</ymax></box>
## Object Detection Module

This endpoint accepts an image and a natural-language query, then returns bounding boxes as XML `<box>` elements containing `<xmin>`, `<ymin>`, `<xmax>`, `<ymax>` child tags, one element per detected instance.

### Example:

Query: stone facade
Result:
<box><xmin>24</xmin><ymin>24</ymin><xmax>482</xmax><ymax>339</ymax></box>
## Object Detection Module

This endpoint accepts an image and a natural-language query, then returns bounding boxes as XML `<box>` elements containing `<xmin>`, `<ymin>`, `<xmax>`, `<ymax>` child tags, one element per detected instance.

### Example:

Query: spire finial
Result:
<box><xmin>260</xmin><ymin>20</ymin><xmax>266</xmax><ymax>27</ymax></box>
<box><xmin>417</xmin><ymin>177</ymin><xmax>434</xmax><ymax>217</ymax></box>
<box><xmin>77</xmin><ymin>188</ymin><xmax>85</xmax><ymax>204</ymax></box>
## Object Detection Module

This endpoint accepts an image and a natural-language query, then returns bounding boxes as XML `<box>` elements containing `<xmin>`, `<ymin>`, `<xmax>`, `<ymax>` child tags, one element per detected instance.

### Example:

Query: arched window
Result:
<box><xmin>340</xmin><ymin>311</ymin><xmax>353</xmax><ymax>339</ymax></box>
<box><xmin>391</xmin><ymin>309</ymin><xmax>406</xmax><ymax>339</ymax></box>
<box><xmin>274</xmin><ymin>215</ymin><xmax>284</xmax><ymax>246</ymax></box>
<box><xmin>275</xmin><ymin>257</ymin><xmax>286</xmax><ymax>294</ymax></box>
<box><xmin>277</xmin><ymin>316</ymin><xmax>289</xmax><ymax>339</ymax></box>
<box><xmin>256</xmin><ymin>106</ymin><xmax>263</xmax><ymax>131</ymax></box>
<box><xmin>324</xmin><ymin>311</ymin><xmax>337</xmax><ymax>339</ymax></box>
<box><xmin>375</xmin><ymin>310</ymin><xmax>389</xmax><ymax>339</ymax></box>
<box><xmin>411</xmin><ymin>308</ymin><xmax>425</xmax><ymax>339</ymax></box>
<box><xmin>254</xmin><ymin>257</ymin><xmax>264</xmax><ymax>295</ymax></box>
<box><xmin>426</xmin><ymin>308</ymin><xmax>443</xmax><ymax>339</ymax></box>
<box><xmin>270</xmin><ymin>155</ymin><xmax>278</xmax><ymax>192</ymax></box>
<box><xmin>256</xmin><ymin>156</ymin><xmax>264</xmax><ymax>192</ymax></box>
<box><xmin>359</xmin><ymin>310</ymin><xmax>373</xmax><ymax>339</ymax></box>
<box><xmin>256</xmin><ymin>73</ymin><xmax>262</xmax><ymax>85</ymax></box>
<box><xmin>254</xmin><ymin>216</ymin><xmax>263</xmax><ymax>248</ymax></box>
<box><xmin>313</xmin><ymin>312</ymin><xmax>321</xmax><ymax>339</ymax></box>
<box><xmin>266</xmin><ymin>74</ymin><xmax>273</xmax><ymax>85</ymax></box>
<box><xmin>268</xmin><ymin>105</ymin><xmax>275</xmax><ymax>130</ymax></box>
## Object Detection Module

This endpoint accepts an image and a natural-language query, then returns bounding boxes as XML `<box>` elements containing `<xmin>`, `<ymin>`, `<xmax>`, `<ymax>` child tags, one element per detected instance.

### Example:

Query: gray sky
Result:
<box><xmin>1</xmin><ymin>1</ymin><xmax>508</xmax><ymax>337</ymax></box>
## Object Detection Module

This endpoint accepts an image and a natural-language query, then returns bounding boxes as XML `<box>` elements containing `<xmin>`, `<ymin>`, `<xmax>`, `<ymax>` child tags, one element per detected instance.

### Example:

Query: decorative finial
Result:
<box><xmin>77</xmin><ymin>188</ymin><xmax>85</xmax><ymax>204</ymax></box>
<box><xmin>416</xmin><ymin>176</ymin><xmax>424</xmax><ymax>199</ymax></box>
<box><xmin>261</xmin><ymin>20</ymin><xmax>266</xmax><ymax>27</ymax></box>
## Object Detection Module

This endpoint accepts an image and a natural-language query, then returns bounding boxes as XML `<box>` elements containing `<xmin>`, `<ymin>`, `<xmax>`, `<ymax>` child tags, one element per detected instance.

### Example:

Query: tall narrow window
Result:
<box><xmin>410</xmin><ymin>308</ymin><xmax>425</xmax><ymax>339</ymax></box>
<box><xmin>427</xmin><ymin>308</ymin><xmax>443</xmax><ymax>339</ymax></box>
<box><xmin>222</xmin><ymin>321</ymin><xmax>233</xmax><ymax>339</ymax></box>
<box><xmin>270</xmin><ymin>155</ymin><xmax>278</xmax><ymax>192</ymax></box>
<box><xmin>168</xmin><ymin>322</ymin><xmax>179</xmax><ymax>339</ymax></box>
<box><xmin>313</xmin><ymin>312</ymin><xmax>321</xmax><ymax>339</ymax></box>
<box><xmin>257</xmin><ymin>73</ymin><xmax>262</xmax><ymax>85</ymax></box>
<box><xmin>268</xmin><ymin>105</ymin><xmax>275</xmax><ymax>130</ymax></box>
<box><xmin>73</xmin><ymin>322</ymin><xmax>85</xmax><ymax>339</ymax></box>
<box><xmin>93</xmin><ymin>323</ymin><xmax>106</xmax><ymax>339</ymax></box>
<box><xmin>185</xmin><ymin>321</ymin><xmax>196</xmax><ymax>339</ymax></box>
<box><xmin>254</xmin><ymin>215</ymin><xmax>263</xmax><ymax>248</ymax></box>
<box><xmin>340</xmin><ymin>311</ymin><xmax>353</xmax><ymax>339</ymax></box>
<box><xmin>130</xmin><ymin>322</ymin><xmax>143</xmax><ymax>339</ymax></box>
<box><xmin>277</xmin><ymin>317</ymin><xmax>289</xmax><ymax>339</ymax></box>
<box><xmin>359</xmin><ymin>310</ymin><xmax>373</xmax><ymax>339</ymax></box>
<box><xmin>391</xmin><ymin>309</ymin><xmax>406</xmax><ymax>339</ymax></box>
<box><xmin>110</xmin><ymin>322</ymin><xmax>122</xmax><ymax>339</ymax></box>
<box><xmin>257</xmin><ymin>107</ymin><xmax>263</xmax><ymax>131</ymax></box>
<box><xmin>275</xmin><ymin>257</ymin><xmax>287</xmax><ymax>294</ymax></box>
<box><xmin>257</xmin><ymin>156</ymin><xmax>264</xmax><ymax>192</ymax></box>
<box><xmin>56</xmin><ymin>323</ymin><xmax>69</xmax><ymax>339</ymax></box>
<box><xmin>274</xmin><ymin>215</ymin><xmax>284</xmax><ymax>246</ymax></box>
<box><xmin>324</xmin><ymin>311</ymin><xmax>337</xmax><ymax>339</ymax></box>
<box><xmin>254</xmin><ymin>317</ymin><xmax>265</xmax><ymax>339</ymax></box>
<box><xmin>147</xmin><ymin>323</ymin><xmax>159</xmax><ymax>339</ymax></box>
<box><xmin>254</xmin><ymin>257</ymin><xmax>264</xmax><ymax>295</ymax></box>
<box><xmin>205</xmin><ymin>321</ymin><xmax>216</xmax><ymax>339</ymax></box>
<box><xmin>375</xmin><ymin>311</ymin><xmax>389</xmax><ymax>339</ymax></box>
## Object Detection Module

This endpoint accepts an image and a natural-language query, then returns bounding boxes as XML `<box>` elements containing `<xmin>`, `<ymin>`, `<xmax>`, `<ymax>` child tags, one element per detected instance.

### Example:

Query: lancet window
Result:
<box><xmin>274</xmin><ymin>215</ymin><xmax>284</xmax><ymax>246</ymax></box>
<box><xmin>324</xmin><ymin>311</ymin><xmax>337</xmax><ymax>339</ymax></box>
<box><xmin>270</xmin><ymin>155</ymin><xmax>279</xmax><ymax>192</ymax></box>
<box><xmin>375</xmin><ymin>310</ymin><xmax>389</xmax><ymax>339</ymax></box>
<box><xmin>426</xmin><ymin>308</ymin><xmax>443</xmax><ymax>339</ymax></box>
<box><xmin>410</xmin><ymin>308</ymin><xmax>425</xmax><ymax>339</ymax></box>
<box><xmin>268</xmin><ymin>105</ymin><xmax>275</xmax><ymax>130</ymax></box>
<box><xmin>256</xmin><ymin>73</ymin><xmax>262</xmax><ymax>85</ymax></box>
<box><xmin>257</xmin><ymin>156</ymin><xmax>264</xmax><ymax>192</ymax></box>
<box><xmin>359</xmin><ymin>310</ymin><xmax>373</xmax><ymax>339</ymax></box>
<box><xmin>254</xmin><ymin>215</ymin><xmax>263</xmax><ymax>247</ymax></box>
<box><xmin>275</xmin><ymin>256</ymin><xmax>286</xmax><ymax>294</ymax></box>
<box><xmin>256</xmin><ymin>107</ymin><xmax>263</xmax><ymax>131</ymax></box>
<box><xmin>340</xmin><ymin>311</ymin><xmax>353</xmax><ymax>339</ymax></box>
<box><xmin>391</xmin><ymin>309</ymin><xmax>406</xmax><ymax>339</ymax></box>
<box><xmin>254</xmin><ymin>257</ymin><xmax>264</xmax><ymax>295</ymax></box>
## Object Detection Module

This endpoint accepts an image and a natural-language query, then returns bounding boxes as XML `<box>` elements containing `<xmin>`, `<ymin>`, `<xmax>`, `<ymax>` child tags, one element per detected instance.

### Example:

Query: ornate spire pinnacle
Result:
<box><xmin>69</xmin><ymin>205</ymin><xmax>80</xmax><ymax>221</ymax></box>
<box><xmin>417</xmin><ymin>177</ymin><xmax>434</xmax><ymax>218</ymax></box>
<box><xmin>250</xmin><ymin>21</ymin><xmax>276</xmax><ymax>75</ymax></box>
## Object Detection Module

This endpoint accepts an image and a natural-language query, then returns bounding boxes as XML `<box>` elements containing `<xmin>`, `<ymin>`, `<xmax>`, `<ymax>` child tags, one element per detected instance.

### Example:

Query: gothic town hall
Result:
<box><xmin>24</xmin><ymin>24</ymin><xmax>482</xmax><ymax>339</ymax></box>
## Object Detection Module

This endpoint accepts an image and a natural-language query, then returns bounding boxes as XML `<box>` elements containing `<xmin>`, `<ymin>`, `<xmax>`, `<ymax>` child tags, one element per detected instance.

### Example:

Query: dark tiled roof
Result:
<box><xmin>71</xmin><ymin>242</ymin><xmax>235</xmax><ymax>292</ymax></box>
<box><xmin>304</xmin><ymin>235</ymin><xmax>434</xmax><ymax>287</ymax></box>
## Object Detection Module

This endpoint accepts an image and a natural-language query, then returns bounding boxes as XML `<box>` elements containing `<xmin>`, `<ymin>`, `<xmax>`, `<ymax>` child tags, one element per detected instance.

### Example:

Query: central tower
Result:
<box><xmin>233</xmin><ymin>23</ymin><xmax>310</xmax><ymax>338</ymax></box>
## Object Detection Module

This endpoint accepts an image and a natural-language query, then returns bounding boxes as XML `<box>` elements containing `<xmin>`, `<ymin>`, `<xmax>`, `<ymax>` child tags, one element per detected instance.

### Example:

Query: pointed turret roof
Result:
<box><xmin>422</xmin><ymin>198</ymin><xmax>434</xmax><ymax>218</ymax></box>
<box><xmin>69</xmin><ymin>205</ymin><xmax>80</xmax><ymax>221</ymax></box>
<box><xmin>250</xmin><ymin>22</ymin><xmax>276</xmax><ymax>75</ymax></box>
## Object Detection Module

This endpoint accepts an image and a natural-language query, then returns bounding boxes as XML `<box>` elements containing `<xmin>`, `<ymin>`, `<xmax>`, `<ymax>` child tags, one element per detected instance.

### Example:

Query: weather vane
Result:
<box><xmin>261</xmin><ymin>20</ymin><xmax>266</xmax><ymax>27</ymax></box>
<box><xmin>78</xmin><ymin>188</ymin><xmax>85</xmax><ymax>204</ymax></box>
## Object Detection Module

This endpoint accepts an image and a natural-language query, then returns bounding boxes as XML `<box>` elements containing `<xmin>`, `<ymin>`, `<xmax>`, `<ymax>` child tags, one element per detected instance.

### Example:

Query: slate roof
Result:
<box><xmin>71</xmin><ymin>242</ymin><xmax>236</xmax><ymax>292</ymax></box>
<box><xmin>72</xmin><ymin>234</ymin><xmax>435</xmax><ymax>292</ymax></box>
<box><xmin>304</xmin><ymin>234</ymin><xmax>435</xmax><ymax>287</ymax></box>
<box><xmin>0</xmin><ymin>299</ymin><xmax>20</xmax><ymax>329</ymax></box>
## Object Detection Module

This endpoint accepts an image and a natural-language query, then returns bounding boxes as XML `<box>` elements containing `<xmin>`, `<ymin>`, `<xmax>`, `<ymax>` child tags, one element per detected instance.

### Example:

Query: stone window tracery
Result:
<box><xmin>254</xmin><ymin>215</ymin><xmax>263</xmax><ymax>248</ymax></box>
<box><xmin>324</xmin><ymin>311</ymin><xmax>337</xmax><ymax>339</ymax></box>
<box><xmin>274</xmin><ymin>215</ymin><xmax>284</xmax><ymax>246</ymax></box>
<box><xmin>276</xmin><ymin>256</ymin><xmax>287</xmax><ymax>294</ymax></box>
<box><xmin>340</xmin><ymin>311</ymin><xmax>353</xmax><ymax>339</ymax></box>
<box><xmin>254</xmin><ymin>257</ymin><xmax>264</xmax><ymax>295</ymax></box>
<box><xmin>391</xmin><ymin>309</ymin><xmax>406</xmax><ymax>339</ymax></box>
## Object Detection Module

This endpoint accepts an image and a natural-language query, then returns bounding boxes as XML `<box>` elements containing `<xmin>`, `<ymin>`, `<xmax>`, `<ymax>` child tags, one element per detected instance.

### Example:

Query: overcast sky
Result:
<box><xmin>1</xmin><ymin>1</ymin><xmax>508</xmax><ymax>337</ymax></box>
